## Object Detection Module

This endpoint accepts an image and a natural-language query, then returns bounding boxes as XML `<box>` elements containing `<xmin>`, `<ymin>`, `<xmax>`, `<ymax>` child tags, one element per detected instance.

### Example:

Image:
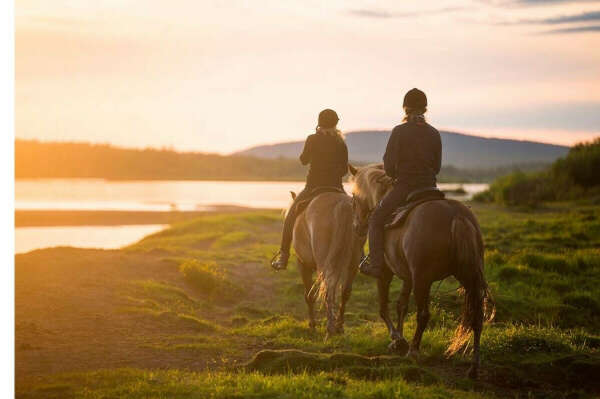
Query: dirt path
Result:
<box><xmin>15</xmin><ymin>245</ymin><xmax>278</xmax><ymax>386</ymax></box>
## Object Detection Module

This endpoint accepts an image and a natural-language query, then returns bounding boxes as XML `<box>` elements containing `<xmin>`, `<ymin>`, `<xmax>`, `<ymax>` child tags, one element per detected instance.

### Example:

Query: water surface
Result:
<box><xmin>15</xmin><ymin>179</ymin><xmax>488</xmax><ymax>253</ymax></box>
<box><xmin>16</xmin><ymin>179</ymin><xmax>488</xmax><ymax>211</ymax></box>
<box><xmin>15</xmin><ymin>224</ymin><xmax>166</xmax><ymax>254</ymax></box>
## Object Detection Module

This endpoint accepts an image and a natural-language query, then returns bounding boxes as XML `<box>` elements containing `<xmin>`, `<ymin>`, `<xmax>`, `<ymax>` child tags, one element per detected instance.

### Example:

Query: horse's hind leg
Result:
<box><xmin>324</xmin><ymin>278</ymin><xmax>339</xmax><ymax>339</ymax></box>
<box><xmin>469</xmin><ymin>311</ymin><xmax>483</xmax><ymax>379</ymax></box>
<box><xmin>335</xmin><ymin>266</ymin><xmax>358</xmax><ymax>333</ymax></box>
<box><xmin>299</xmin><ymin>262</ymin><xmax>317</xmax><ymax>329</ymax></box>
<box><xmin>408</xmin><ymin>278</ymin><xmax>432</xmax><ymax>359</ymax></box>
<box><xmin>468</xmin><ymin>290</ymin><xmax>484</xmax><ymax>379</ymax></box>
<box><xmin>388</xmin><ymin>279</ymin><xmax>411</xmax><ymax>354</ymax></box>
<box><xmin>377</xmin><ymin>267</ymin><xmax>398</xmax><ymax>341</ymax></box>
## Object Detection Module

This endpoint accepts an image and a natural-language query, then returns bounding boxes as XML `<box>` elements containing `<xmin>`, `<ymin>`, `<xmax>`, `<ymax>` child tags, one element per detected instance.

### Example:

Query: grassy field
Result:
<box><xmin>15</xmin><ymin>201</ymin><xmax>600</xmax><ymax>398</ymax></box>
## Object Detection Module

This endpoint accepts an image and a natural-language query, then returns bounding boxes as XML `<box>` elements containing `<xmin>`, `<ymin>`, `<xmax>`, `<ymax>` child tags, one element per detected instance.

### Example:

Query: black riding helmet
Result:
<box><xmin>403</xmin><ymin>88</ymin><xmax>427</xmax><ymax>109</ymax></box>
<box><xmin>318</xmin><ymin>109</ymin><xmax>339</xmax><ymax>129</ymax></box>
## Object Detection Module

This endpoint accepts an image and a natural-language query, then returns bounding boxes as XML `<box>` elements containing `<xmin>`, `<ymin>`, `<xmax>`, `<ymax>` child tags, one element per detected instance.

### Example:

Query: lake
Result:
<box><xmin>15</xmin><ymin>225</ymin><xmax>167</xmax><ymax>254</ymax></box>
<box><xmin>16</xmin><ymin>179</ymin><xmax>487</xmax><ymax>211</ymax></box>
<box><xmin>15</xmin><ymin>179</ymin><xmax>488</xmax><ymax>253</ymax></box>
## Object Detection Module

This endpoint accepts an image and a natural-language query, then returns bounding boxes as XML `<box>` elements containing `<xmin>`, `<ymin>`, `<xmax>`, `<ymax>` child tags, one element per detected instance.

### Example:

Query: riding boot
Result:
<box><xmin>360</xmin><ymin>213</ymin><xmax>386</xmax><ymax>278</ymax></box>
<box><xmin>360</xmin><ymin>185</ymin><xmax>410</xmax><ymax>278</ymax></box>
<box><xmin>358</xmin><ymin>254</ymin><xmax>381</xmax><ymax>278</ymax></box>
<box><xmin>271</xmin><ymin>250</ymin><xmax>290</xmax><ymax>271</ymax></box>
<box><xmin>359</xmin><ymin>252</ymin><xmax>385</xmax><ymax>278</ymax></box>
<box><xmin>271</xmin><ymin>189</ymin><xmax>306</xmax><ymax>270</ymax></box>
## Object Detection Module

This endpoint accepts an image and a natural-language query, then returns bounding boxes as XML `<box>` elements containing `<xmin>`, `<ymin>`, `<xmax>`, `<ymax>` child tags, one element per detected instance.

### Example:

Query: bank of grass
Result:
<box><xmin>17</xmin><ymin>368</ymin><xmax>491</xmax><ymax>399</ymax></box>
<box><xmin>17</xmin><ymin>203</ymin><xmax>600</xmax><ymax>398</ymax></box>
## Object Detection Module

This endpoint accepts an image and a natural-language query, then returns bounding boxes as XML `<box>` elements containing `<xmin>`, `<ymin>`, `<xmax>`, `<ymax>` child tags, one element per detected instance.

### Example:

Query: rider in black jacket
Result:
<box><xmin>271</xmin><ymin>109</ymin><xmax>349</xmax><ymax>270</ymax></box>
<box><xmin>359</xmin><ymin>88</ymin><xmax>442</xmax><ymax>278</ymax></box>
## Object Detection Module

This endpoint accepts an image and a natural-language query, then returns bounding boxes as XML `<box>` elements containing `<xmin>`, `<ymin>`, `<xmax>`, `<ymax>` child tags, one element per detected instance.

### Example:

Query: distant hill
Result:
<box><xmin>236</xmin><ymin>130</ymin><xmax>569</xmax><ymax>169</ymax></box>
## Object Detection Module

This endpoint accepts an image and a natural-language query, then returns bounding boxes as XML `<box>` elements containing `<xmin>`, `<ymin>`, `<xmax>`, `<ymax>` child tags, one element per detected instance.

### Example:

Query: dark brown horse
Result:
<box><xmin>289</xmin><ymin>191</ymin><xmax>364</xmax><ymax>338</ymax></box>
<box><xmin>349</xmin><ymin>164</ymin><xmax>494</xmax><ymax>379</ymax></box>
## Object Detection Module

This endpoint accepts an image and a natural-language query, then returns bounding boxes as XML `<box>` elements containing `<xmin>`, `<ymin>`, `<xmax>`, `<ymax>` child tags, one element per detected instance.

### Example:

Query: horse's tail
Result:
<box><xmin>315</xmin><ymin>199</ymin><xmax>354</xmax><ymax>303</ymax></box>
<box><xmin>446</xmin><ymin>214</ymin><xmax>496</xmax><ymax>356</ymax></box>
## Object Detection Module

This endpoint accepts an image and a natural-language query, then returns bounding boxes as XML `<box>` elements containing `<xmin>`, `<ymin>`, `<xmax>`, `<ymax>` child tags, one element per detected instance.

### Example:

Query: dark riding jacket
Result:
<box><xmin>300</xmin><ymin>132</ymin><xmax>348</xmax><ymax>188</ymax></box>
<box><xmin>383</xmin><ymin>120</ymin><xmax>442</xmax><ymax>188</ymax></box>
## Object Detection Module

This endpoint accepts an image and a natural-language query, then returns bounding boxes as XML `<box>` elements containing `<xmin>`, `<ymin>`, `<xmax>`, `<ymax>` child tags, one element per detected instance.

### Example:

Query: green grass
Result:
<box><xmin>17</xmin><ymin>203</ymin><xmax>600</xmax><ymax>398</ymax></box>
<box><xmin>17</xmin><ymin>368</ymin><xmax>490</xmax><ymax>399</ymax></box>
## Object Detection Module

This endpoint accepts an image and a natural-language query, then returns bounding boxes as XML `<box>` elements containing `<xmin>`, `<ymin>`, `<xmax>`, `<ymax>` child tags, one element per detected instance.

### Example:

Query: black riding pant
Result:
<box><xmin>279</xmin><ymin>182</ymin><xmax>343</xmax><ymax>255</ymax></box>
<box><xmin>367</xmin><ymin>184</ymin><xmax>414</xmax><ymax>267</ymax></box>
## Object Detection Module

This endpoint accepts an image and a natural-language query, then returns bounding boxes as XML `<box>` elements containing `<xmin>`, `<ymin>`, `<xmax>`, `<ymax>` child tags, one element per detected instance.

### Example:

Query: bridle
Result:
<box><xmin>351</xmin><ymin>194</ymin><xmax>373</xmax><ymax>238</ymax></box>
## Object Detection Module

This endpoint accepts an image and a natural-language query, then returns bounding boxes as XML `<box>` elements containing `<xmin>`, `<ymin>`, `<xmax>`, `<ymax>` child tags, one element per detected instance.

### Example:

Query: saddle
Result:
<box><xmin>294</xmin><ymin>186</ymin><xmax>346</xmax><ymax>215</ymax></box>
<box><xmin>385</xmin><ymin>187</ymin><xmax>445</xmax><ymax>230</ymax></box>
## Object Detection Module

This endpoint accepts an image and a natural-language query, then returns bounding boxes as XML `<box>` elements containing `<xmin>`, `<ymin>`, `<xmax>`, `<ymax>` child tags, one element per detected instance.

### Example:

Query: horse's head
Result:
<box><xmin>349</xmin><ymin>164</ymin><xmax>371</xmax><ymax>236</ymax></box>
<box><xmin>348</xmin><ymin>163</ymin><xmax>393</xmax><ymax>236</ymax></box>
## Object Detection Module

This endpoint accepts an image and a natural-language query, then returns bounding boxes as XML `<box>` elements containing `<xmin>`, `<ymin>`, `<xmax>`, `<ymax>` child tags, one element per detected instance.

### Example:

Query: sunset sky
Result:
<box><xmin>15</xmin><ymin>0</ymin><xmax>600</xmax><ymax>153</ymax></box>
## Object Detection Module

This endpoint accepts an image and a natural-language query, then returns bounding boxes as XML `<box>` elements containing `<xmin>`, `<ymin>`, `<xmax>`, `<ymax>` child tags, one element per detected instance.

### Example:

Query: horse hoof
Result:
<box><xmin>388</xmin><ymin>339</ymin><xmax>409</xmax><ymax>355</ymax></box>
<box><xmin>324</xmin><ymin>331</ymin><xmax>337</xmax><ymax>342</ymax></box>
<box><xmin>390</xmin><ymin>331</ymin><xmax>402</xmax><ymax>341</ymax></box>
<box><xmin>406</xmin><ymin>349</ymin><xmax>420</xmax><ymax>361</ymax></box>
<box><xmin>467</xmin><ymin>366</ymin><xmax>479</xmax><ymax>380</ymax></box>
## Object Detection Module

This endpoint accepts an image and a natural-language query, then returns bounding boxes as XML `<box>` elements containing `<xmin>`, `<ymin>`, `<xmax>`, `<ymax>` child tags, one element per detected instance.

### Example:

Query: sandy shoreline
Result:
<box><xmin>15</xmin><ymin>206</ymin><xmax>263</xmax><ymax>227</ymax></box>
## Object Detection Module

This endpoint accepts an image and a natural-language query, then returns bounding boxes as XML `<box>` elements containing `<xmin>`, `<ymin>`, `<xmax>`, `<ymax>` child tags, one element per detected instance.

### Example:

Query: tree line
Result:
<box><xmin>15</xmin><ymin>140</ymin><xmax>546</xmax><ymax>183</ymax></box>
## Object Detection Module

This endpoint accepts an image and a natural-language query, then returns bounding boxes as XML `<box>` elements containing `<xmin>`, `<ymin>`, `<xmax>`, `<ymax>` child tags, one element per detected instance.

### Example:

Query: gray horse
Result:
<box><xmin>290</xmin><ymin>190</ymin><xmax>364</xmax><ymax>338</ymax></box>
<box><xmin>350</xmin><ymin>164</ymin><xmax>495</xmax><ymax>379</ymax></box>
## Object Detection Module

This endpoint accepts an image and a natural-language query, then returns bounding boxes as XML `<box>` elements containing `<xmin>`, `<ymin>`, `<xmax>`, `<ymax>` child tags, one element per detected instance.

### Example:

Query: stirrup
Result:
<box><xmin>359</xmin><ymin>254</ymin><xmax>383</xmax><ymax>278</ymax></box>
<box><xmin>270</xmin><ymin>250</ymin><xmax>288</xmax><ymax>271</ymax></box>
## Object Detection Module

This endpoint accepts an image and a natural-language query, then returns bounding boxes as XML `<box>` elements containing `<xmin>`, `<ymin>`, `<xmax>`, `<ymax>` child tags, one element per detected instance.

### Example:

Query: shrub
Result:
<box><xmin>179</xmin><ymin>259</ymin><xmax>243</xmax><ymax>302</ymax></box>
<box><xmin>475</xmin><ymin>138</ymin><xmax>600</xmax><ymax>206</ymax></box>
<box><xmin>487</xmin><ymin>171</ymin><xmax>555</xmax><ymax>207</ymax></box>
<box><xmin>553</xmin><ymin>137</ymin><xmax>600</xmax><ymax>189</ymax></box>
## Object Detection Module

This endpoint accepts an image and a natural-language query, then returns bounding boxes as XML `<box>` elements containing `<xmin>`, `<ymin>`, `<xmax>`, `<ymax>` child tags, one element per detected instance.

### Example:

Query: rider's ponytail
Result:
<box><xmin>403</xmin><ymin>106</ymin><xmax>427</xmax><ymax>123</ymax></box>
<box><xmin>316</xmin><ymin>126</ymin><xmax>345</xmax><ymax>142</ymax></box>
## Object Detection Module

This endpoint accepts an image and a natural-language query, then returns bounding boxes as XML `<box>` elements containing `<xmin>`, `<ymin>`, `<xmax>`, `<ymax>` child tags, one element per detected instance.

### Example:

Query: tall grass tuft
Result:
<box><xmin>179</xmin><ymin>259</ymin><xmax>243</xmax><ymax>303</ymax></box>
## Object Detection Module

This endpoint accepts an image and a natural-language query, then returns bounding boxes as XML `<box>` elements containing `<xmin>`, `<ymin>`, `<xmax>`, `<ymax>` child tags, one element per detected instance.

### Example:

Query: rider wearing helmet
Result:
<box><xmin>359</xmin><ymin>88</ymin><xmax>442</xmax><ymax>278</ymax></box>
<box><xmin>271</xmin><ymin>109</ymin><xmax>349</xmax><ymax>270</ymax></box>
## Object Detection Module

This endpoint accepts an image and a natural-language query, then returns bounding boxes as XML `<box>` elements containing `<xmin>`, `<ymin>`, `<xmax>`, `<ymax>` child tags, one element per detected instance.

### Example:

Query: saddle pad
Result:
<box><xmin>295</xmin><ymin>186</ymin><xmax>346</xmax><ymax>214</ymax></box>
<box><xmin>385</xmin><ymin>191</ymin><xmax>446</xmax><ymax>230</ymax></box>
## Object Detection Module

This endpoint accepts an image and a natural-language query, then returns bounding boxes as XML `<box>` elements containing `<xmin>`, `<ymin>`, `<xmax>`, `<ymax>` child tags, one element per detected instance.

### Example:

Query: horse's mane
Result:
<box><xmin>351</xmin><ymin>164</ymin><xmax>393</xmax><ymax>207</ymax></box>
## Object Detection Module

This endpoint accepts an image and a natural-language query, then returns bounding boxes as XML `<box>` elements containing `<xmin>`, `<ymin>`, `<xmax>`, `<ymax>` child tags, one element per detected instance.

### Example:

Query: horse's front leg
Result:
<box><xmin>377</xmin><ymin>268</ymin><xmax>398</xmax><ymax>341</ymax></box>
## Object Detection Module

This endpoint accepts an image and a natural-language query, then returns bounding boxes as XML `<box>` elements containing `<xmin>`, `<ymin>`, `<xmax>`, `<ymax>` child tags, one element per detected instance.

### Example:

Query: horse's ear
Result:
<box><xmin>290</xmin><ymin>191</ymin><xmax>296</xmax><ymax>200</ymax></box>
<box><xmin>348</xmin><ymin>164</ymin><xmax>358</xmax><ymax>176</ymax></box>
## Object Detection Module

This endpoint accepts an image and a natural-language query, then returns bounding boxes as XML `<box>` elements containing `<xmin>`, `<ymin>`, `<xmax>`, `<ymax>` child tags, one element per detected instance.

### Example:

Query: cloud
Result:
<box><xmin>497</xmin><ymin>10</ymin><xmax>600</xmax><ymax>33</ymax></box>
<box><xmin>348</xmin><ymin>9</ymin><xmax>394</xmax><ymax>19</ymax></box>
<box><xmin>482</xmin><ymin>0</ymin><xmax>600</xmax><ymax>6</ymax></box>
<box><xmin>540</xmin><ymin>10</ymin><xmax>600</xmax><ymax>23</ymax></box>
<box><xmin>511</xmin><ymin>10</ymin><xmax>600</xmax><ymax>24</ymax></box>
<box><xmin>541</xmin><ymin>24</ymin><xmax>600</xmax><ymax>33</ymax></box>
<box><xmin>347</xmin><ymin>7</ymin><xmax>466</xmax><ymax>19</ymax></box>
<box><xmin>517</xmin><ymin>0</ymin><xmax>600</xmax><ymax>3</ymax></box>
<box><xmin>438</xmin><ymin>102</ymin><xmax>600</xmax><ymax>133</ymax></box>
